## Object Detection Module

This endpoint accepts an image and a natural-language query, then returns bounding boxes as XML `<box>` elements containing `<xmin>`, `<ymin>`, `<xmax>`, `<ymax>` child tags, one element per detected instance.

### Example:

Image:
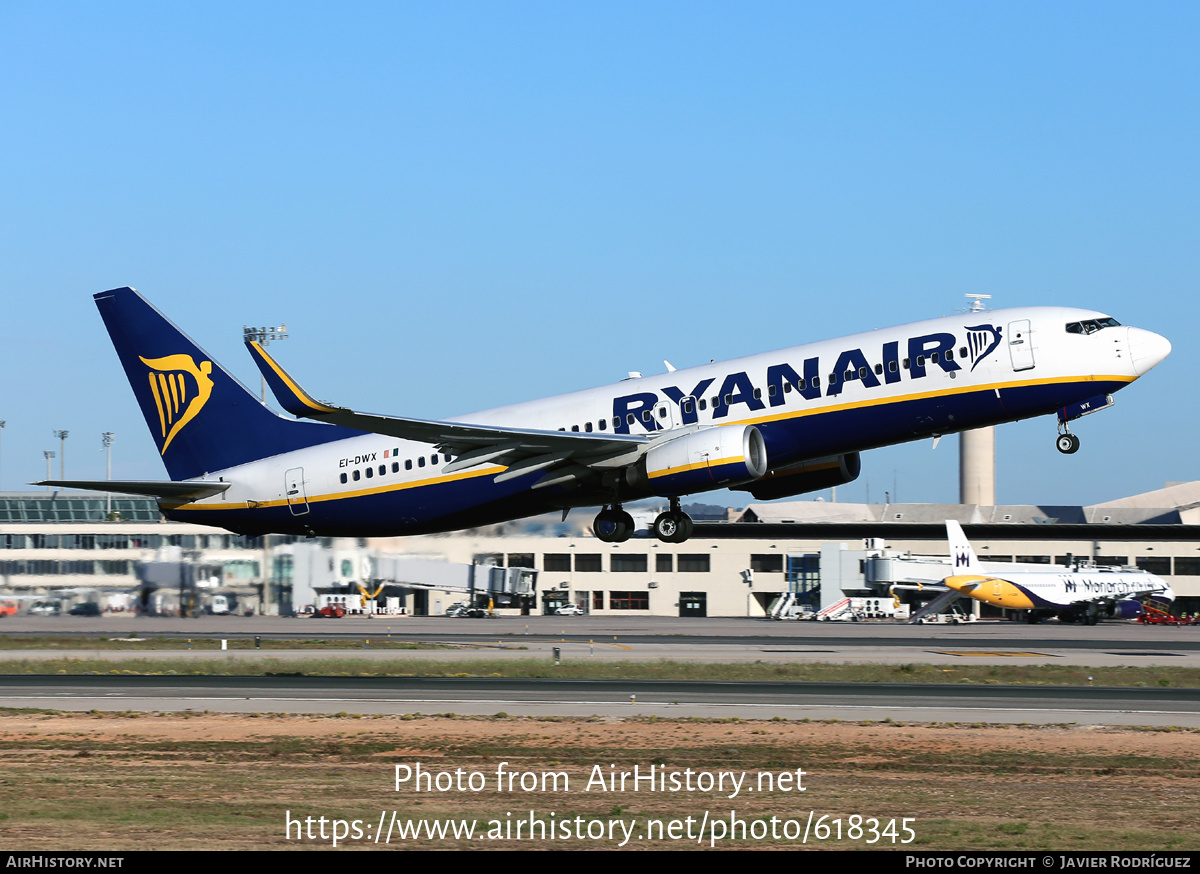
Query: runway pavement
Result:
<box><xmin>2</xmin><ymin>674</ymin><xmax>1198</xmax><ymax>726</ymax></box>
<box><xmin>2</xmin><ymin>614</ymin><xmax>1198</xmax><ymax>667</ymax></box>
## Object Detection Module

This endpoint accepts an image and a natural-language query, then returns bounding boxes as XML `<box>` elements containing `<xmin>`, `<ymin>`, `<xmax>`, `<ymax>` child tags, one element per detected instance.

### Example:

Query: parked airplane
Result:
<box><xmin>39</xmin><ymin>288</ymin><xmax>1169</xmax><ymax>544</ymax></box>
<box><xmin>942</xmin><ymin>520</ymin><xmax>1174</xmax><ymax>624</ymax></box>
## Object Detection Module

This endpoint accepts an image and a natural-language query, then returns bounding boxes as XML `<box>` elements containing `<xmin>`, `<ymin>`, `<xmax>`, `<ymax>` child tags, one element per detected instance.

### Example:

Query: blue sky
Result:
<box><xmin>1</xmin><ymin>2</ymin><xmax>1195</xmax><ymax>507</ymax></box>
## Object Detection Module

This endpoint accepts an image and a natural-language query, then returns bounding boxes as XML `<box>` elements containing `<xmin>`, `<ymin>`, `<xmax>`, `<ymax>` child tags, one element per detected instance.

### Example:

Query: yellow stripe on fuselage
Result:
<box><xmin>742</xmin><ymin>373</ymin><xmax>1134</xmax><ymax>430</ymax></box>
<box><xmin>168</xmin><ymin>464</ymin><xmax>508</xmax><ymax>512</ymax></box>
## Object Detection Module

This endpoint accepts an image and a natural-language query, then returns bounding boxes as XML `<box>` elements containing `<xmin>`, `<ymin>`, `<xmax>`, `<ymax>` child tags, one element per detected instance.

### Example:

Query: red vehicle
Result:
<box><xmin>311</xmin><ymin>603</ymin><xmax>346</xmax><ymax>619</ymax></box>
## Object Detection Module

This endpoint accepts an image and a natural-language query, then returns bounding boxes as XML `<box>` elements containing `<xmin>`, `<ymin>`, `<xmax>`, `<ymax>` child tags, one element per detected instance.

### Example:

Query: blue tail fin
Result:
<box><xmin>95</xmin><ymin>287</ymin><xmax>352</xmax><ymax>480</ymax></box>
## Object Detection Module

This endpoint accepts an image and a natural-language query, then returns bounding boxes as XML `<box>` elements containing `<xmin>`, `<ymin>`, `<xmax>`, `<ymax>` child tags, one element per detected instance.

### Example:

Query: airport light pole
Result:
<box><xmin>101</xmin><ymin>432</ymin><xmax>114</xmax><ymax>517</ymax></box>
<box><xmin>242</xmin><ymin>324</ymin><xmax>288</xmax><ymax>403</ymax></box>
<box><xmin>43</xmin><ymin>451</ymin><xmax>54</xmax><ymax>490</ymax></box>
<box><xmin>53</xmin><ymin>429</ymin><xmax>68</xmax><ymax>480</ymax></box>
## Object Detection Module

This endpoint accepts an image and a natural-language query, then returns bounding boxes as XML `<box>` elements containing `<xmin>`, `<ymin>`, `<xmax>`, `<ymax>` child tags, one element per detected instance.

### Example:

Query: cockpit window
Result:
<box><xmin>1065</xmin><ymin>317</ymin><xmax>1121</xmax><ymax>335</ymax></box>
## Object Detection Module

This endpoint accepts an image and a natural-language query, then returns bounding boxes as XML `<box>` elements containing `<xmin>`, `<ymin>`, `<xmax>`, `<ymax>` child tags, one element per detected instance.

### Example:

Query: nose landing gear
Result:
<box><xmin>1056</xmin><ymin>429</ymin><xmax>1080</xmax><ymax>454</ymax></box>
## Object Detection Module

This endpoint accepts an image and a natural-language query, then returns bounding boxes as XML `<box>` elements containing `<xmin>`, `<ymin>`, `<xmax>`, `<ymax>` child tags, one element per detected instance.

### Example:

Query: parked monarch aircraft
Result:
<box><xmin>942</xmin><ymin>521</ymin><xmax>1174</xmax><ymax>624</ymax></box>
<box><xmin>39</xmin><ymin>288</ymin><xmax>1169</xmax><ymax>544</ymax></box>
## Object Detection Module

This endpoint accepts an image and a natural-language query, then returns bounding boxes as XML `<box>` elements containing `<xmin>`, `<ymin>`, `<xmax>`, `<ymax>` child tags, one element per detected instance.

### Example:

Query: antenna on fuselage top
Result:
<box><xmin>965</xmin><ymin>293</ymin><xmax>991</xmax><ymax>313</ymax></box>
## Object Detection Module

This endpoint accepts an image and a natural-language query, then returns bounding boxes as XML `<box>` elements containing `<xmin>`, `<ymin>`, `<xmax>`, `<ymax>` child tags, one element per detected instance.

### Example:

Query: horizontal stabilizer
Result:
<box><xmin>32</xmin><ymin>480</ymin><xmax>232</xmax><ymax>500</ymax></box>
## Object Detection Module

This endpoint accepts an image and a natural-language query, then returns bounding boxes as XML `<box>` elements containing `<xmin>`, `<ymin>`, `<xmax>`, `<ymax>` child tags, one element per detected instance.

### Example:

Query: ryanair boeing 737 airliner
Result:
<box><xmin>39</xmin><ymin>288</ymin><xmax>1170</xmax><ymax>543</ymax></box>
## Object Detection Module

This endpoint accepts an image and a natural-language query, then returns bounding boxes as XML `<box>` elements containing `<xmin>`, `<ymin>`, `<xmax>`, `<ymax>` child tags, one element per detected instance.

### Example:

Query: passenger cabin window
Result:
<box><xmin>365</xmin><ymin>467</ymin><xmax>373</xmax><ymax>478</ymax></box>
<box><xmin>340</xmin><ymin>473</ymin><xmax>348</xmax><ymax>484</ymax></box>
<box><xmin>353</xmin><ymin>470</ymin><xmax>361</xmax><ymax>481</ymax></box>
<box><xmin>571</xmin><ymin>425</ymin><xmax>579</xmax><ymax>432</ymax></box>
<box><xmin>405</xmin><ymin>460</ymin><xmax>413</xmax><ymax>470</ymax></box>
<box><xmin>585</xmin><ymin>422</ymin><xmax>592</xmax><ymax>431</ymax></box>
<box><xmin>598</xmin><ymin>419</ymin><xmax>606</xmax><ymax>430</ymax></box>
<box><xmin>418</xmin><ymin>457</ymin><xmax>425</xmax><ymax>468</ymax></box>
<box><xmin>392</xmin><ymin>462</ymin><xmax>399</xmax><ymax>473</ymax></box>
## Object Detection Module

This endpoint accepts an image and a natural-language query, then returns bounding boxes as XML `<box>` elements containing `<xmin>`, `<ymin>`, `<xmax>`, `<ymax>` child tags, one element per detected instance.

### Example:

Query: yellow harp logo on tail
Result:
<box><xmin>139</xmin><ymin>355</ymin><xmax>215</xmax><ymax>455</ymax></box>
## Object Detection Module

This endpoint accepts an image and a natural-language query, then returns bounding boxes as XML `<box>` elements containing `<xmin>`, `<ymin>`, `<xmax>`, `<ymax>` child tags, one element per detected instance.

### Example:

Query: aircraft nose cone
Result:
<box><xmin>1128</xmin><ymin>327</ymin><xmax>1171</xmax><ymax>376</ymax></box>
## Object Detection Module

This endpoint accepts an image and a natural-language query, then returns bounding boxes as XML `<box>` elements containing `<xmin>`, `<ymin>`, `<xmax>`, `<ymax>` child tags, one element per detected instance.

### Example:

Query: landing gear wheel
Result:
<box><xmin>652</xmin><ymin>511</ymin><xmax>694</xmax><ymax>543</ymax></box>
<box><xmin>1056</xmin><ymin>433</ymin><xmax>1080</xmax><ymax>454</ymax></box>
<box><xmin>594</xmin><ymin>508</ymin><xmax>635</xmax><ymax>543</ymax></box>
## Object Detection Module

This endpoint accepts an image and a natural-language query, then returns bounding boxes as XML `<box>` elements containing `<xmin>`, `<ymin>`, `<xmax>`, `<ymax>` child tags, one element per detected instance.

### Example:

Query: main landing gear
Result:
<box><xmin>593</xmin><ymin>505</ymin><xmax>635</xmax><ymax>543</ymax></box>
<box><xmin>651</xmin><ymin>497</ymin><xmax>693</xmax><ymax>544</ymax></box>
<box><xmin>592</xmin><ymin>498</ymin><xmax>695</xmax><ymax>544</ymax></box>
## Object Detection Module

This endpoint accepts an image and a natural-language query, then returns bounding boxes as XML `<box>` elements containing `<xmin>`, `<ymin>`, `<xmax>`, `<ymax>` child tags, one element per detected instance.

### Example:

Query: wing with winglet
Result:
<box><xmin>244</xmin><ymin>340</ymin><xmax>652</xmax><ymax>489</ymax></box>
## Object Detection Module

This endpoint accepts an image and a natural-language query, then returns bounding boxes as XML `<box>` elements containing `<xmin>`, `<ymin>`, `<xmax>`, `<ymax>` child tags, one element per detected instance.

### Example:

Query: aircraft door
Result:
<box><xmin>654</xmin><ymin>400</ymin><xmax>681</xmax><ymax>431</ymax></box>
<box><xmin>1008</xmin><ymin>320</ymin><xmax>1035</xmax><ymax>372</ymax></box>
<box><xmin>285</xmin><ymin>467</ymin><xmax>310</xmax><ymax>516</ymax></box>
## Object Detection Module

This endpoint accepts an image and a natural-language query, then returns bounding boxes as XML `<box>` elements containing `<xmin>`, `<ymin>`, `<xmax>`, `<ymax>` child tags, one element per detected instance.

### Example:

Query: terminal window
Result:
<box><xmin>543</xmin><ymin>554</ymin><xmax>571</xmax><ymax>572</ymax></box>
<box><xmin>608</xmin><ymin>591</ymin><xmax>649</xmax><ymax>610</ymax></box>
<box><xmin>611</xmin><ymin>554</ymin><xmax>648</xmax><ymax>573</ymax></box>
<box><xmin>575</xmin><ymin>554</ymin><xmax>602</xmax><ymax>573</ymax></box>
<box><xmin>751</xmin><ymin>554</ymin><xmax>783</xmax><ymax>573</ymax></box>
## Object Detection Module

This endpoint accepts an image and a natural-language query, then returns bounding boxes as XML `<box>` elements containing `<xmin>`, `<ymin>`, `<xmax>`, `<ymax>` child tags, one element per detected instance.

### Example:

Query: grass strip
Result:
<box><xmin>0</xmin><ymin>656</ymin><xmax>1197</xmax><ymax>686</ymax></box>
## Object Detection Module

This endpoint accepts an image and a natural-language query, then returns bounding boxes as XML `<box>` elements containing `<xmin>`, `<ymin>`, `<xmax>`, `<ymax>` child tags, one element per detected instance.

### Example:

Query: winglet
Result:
<box><xmin>245</xmin><ymin>341</ymin><xmax>342</xmax><ymax>418</ymax></box>
<box><xmin>946</xmin><ymin>520</ymin><xmax>982</xmax><ymax>574</ymax></box>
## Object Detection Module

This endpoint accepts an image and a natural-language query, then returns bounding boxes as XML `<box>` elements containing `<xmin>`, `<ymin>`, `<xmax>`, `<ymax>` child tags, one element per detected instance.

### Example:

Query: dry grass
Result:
<box><xmin>0</xmin><ymin>655</ymin><xmax>1196</xmax><ymax>687</ymax></box>
<box><xmin>1</xmin><ymin>710</ymin><xmax>1198</xmax><ymax>851</ymax></box>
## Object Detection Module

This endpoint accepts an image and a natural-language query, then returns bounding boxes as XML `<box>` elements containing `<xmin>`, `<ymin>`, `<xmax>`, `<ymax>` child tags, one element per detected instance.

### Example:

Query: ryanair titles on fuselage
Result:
<box><xmin>610</xmin><ymin>325</ymin><xmax>1001</xmax><ymax>433</ymax></box>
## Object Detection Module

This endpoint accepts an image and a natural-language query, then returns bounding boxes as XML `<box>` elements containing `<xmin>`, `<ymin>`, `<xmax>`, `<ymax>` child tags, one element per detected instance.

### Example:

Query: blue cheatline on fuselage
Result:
<box><xmin>164</xmin><ymin>375</ymin><xmax>1130</xmax><ymax>536</ymax></box>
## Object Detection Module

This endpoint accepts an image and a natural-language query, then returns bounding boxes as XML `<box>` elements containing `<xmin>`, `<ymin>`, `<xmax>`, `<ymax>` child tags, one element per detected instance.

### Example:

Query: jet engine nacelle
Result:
<box><xmin>734</xmin><ymin>452</ymin><xmax>861</xmax><ymax>501</ymax></box>
<box><xmin>626</xmin><ymin>424</ymin><xmax>767</xmax><ymax>496</ymax></box>
<box><xmin>1114</xmin><ymin>600</ymin><xmax>1145</xmax><ymax>620</ymax></box>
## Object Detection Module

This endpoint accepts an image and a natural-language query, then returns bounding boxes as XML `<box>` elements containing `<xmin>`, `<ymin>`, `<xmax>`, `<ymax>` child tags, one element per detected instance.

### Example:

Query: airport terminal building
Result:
<box><xmin>2</xmin><ymin>480</ymin><xmax>1199</xmax><ymax>618</ymax></box>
